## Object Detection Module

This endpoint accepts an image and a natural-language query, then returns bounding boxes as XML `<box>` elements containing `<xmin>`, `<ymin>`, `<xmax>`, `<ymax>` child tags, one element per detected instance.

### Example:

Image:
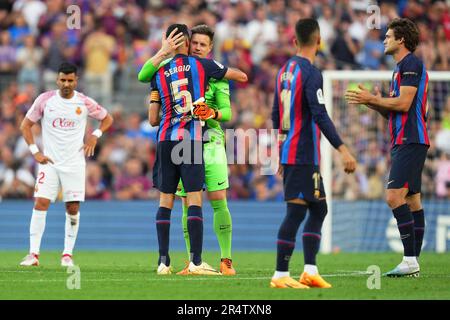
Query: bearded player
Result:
<box><xmin>19</xmin><ymin>62</ymin><xmax>113</xmax><ymax>267</ymax></box>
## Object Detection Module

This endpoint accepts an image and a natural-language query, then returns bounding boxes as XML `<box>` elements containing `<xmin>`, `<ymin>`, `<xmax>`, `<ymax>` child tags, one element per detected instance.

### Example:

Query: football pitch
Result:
<box><xmin>1</xmin><ymin>251</ymin><xmax>449</xmax><ymax>300</ymax></box>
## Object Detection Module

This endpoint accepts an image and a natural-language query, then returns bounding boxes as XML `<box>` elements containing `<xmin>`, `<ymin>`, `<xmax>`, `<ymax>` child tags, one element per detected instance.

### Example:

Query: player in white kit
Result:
<box><xmin>19</xmin><ymin>62</ymin><xmax>113</xmax><ymax>267</ymax></box>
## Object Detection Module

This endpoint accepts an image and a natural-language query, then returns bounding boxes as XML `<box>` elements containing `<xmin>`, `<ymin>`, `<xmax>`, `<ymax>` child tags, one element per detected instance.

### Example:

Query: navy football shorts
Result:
<box><xmin>388</xmin><ymin>143</ymin><xmax>429</xmax><ymax>195</ymax></box>
<box><xmin>154</xmin><ymin>140</ymin><xmax>205</xmax><ymax>193</ymax></box>
<box><xmin>283</xmin><ymin>164</ymin><xmax>326</xmax><ymax>202</ymax></box>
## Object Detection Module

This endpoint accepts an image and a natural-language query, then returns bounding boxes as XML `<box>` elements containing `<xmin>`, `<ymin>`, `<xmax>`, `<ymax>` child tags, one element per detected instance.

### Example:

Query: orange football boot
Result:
<box><xmin>270</xmin><ymin>276</ymin><xmax>310</xmax><ymax>289</ymax></box>
<box><xmin>220</xmin><ymin>258</ymin><xmax>236</xmax><ymax>276</ymax></box>
<box><xmin>299</xmin><ymin>272</ymin><xmax>332</xmax><ymax>288</ymax></box>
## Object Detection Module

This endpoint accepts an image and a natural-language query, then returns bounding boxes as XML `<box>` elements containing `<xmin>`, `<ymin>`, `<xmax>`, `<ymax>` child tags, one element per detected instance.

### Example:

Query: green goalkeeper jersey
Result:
<box><xmin>138</xmin><ymin>58</ymin><xmax>231</xmax><ymax>142</ymax></box>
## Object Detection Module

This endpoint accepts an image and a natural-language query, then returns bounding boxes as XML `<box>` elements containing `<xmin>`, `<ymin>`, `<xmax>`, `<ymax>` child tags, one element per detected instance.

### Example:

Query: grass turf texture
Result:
<box><xmin>1</xmin><ymin>251</ymin><xmax>449</xmax><ymax>300</ymax></box>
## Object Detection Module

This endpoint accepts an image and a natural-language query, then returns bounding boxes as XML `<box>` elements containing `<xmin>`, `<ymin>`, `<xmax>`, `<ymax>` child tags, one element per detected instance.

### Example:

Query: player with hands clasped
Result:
<box><xmin>346</xmin><ymin>18</ymin><xmax>429</xmax><ymax>278</ymax></box>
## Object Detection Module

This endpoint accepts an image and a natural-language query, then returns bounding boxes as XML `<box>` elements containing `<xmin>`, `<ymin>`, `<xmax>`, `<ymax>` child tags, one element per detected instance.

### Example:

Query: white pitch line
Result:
<box><xmin>0</xmin><ymin>271</ymin><xmax>372</xmax><ymax>283</ymax></box>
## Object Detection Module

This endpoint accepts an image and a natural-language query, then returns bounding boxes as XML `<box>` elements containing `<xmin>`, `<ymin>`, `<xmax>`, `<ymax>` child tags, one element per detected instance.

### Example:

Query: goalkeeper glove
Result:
<box><xmin>193</xmin><ymin>102</ymin><xmax>218</xmax><ymax>121</ymax></box>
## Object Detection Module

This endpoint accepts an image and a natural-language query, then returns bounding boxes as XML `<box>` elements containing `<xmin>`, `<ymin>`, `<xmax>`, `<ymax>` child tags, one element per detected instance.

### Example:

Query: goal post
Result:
<box><xmin>320</xmin><ymin>70</ymin><xmax>450</xmax><ymax>254</ymax></box>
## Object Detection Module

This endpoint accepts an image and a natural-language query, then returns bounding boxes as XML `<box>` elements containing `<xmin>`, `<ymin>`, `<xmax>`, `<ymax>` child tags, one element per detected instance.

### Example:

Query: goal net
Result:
<box><xmin>320</xmin><ymin>70</ymin><xmax>450</xmax><ymax>253</ymax></box>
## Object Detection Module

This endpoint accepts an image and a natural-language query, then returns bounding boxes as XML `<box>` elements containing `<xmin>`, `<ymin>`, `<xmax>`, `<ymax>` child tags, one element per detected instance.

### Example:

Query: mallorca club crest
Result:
<box><xmin>75</xmin><ymin>106</ymin><xmax>82</xmax><ymax>115</ymax></box>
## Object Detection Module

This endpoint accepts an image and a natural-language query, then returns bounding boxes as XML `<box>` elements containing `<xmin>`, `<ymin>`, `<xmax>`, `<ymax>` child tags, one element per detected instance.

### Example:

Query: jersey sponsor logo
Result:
<box><xmin>76</xmin><ymin>106</ymin><xmax>82</xmax><ymax>115</ymax></box>
<box><xmin>214</xmin><ymin>60</ymin><xmax>224</xmax><ymax>69</ymax></box>
<box><xmin>316</xmin><ymin>88</ymin><xmax>325</xmax><ymax>104</ymax></box>
<box><xmin>52</xmin><ymin>118</ymin><xmax>78</xmax><ymax>129</ymax></box>
<box><xmin>402</xmin><ymin>72</ymin><xmax>417</xmax><ymax>76</ymax></box>
<box><xmin>171</xmin><ymin>115</ymin><xmax>193</xmax><ymax>125</ymax></box>
<box><xmin>164</xmin><ymin>65</ymin><xmax>191</xmax><ymax>77</ymax></box>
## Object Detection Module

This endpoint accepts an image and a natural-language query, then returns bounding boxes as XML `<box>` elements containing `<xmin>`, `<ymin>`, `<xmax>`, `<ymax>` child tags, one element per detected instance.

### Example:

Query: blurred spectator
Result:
<box><xmin>41</xmin><ymin>16</ymin><xmax>76</xmax><ymax>90</ymax></box>
<box><xmin>317</xmin><ymin>5</ymin><xmax>335</xmax><ymax>53</ymax></box>
<box><xmin>245</xmin><ymin>4</ymin><xmax>278</xmax><ymax>65</ymax></box>
<box><xmin>436</xmin><ymin>153</ymin><xmax>450</xmax><ymax>198</ymax></box>
<box><xmin>114</xmin><ymin>157</ymin><xmax>155</xmax><ymax>200</ymax></box>
<box><xmin>0</xmin><ymin>30</ymin><xmax>17</xmax><ymax>78</ymax></box>
<box><xmin>8</xmin><ymin>12</ymin><xmax>31</xmax><ymax>47</ymax></box>
<box><xmin>12</xmin><ymin>0</ymin><xmax>47</xmax><ymax>35</ymax></box>
<box><xmin>83</xmin><ymin>19</ymin><xmax>116</xmax><ymax>106</ymax></box>
<box><xmin>0</xmin><ymin>147</ymin><xmax>34</xmax><ymax>199</ymax></box>
<box><xmin>358</xmin><ymin>29</ymin><xmax>385</xmax><ymax>70</ymax></box>
<box><xmin>86</xmin><ymin>161</ymin><xmax>111</xmax><ymax>200</ymax></box>
<box><xmin>330</xmin><ymin>17</ymin><xmax>360</xmax><ymax>69</ymax></box>
<box><xmin>251</xmin><ymin>175</ymin><xmax>283</xmax><ymax>201</ymax></box>
<box><xmin>16</xmin><ymin>35</ymin><xmax>43</xmax><ymax>89</ymax></box>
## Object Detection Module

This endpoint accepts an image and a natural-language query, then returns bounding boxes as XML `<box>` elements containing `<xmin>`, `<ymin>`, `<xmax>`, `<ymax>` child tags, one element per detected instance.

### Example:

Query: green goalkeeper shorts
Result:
<box><xmin>176</xmin><ymin>138</ymin><xmax>229</xmax><ymax>197</ymax></box>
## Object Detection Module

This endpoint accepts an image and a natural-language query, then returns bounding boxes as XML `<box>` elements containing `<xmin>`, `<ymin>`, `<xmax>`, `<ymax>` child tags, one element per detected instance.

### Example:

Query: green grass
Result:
<box><xmin>1</xmin><ymin>251</ymin><xmax>449</xmax><ymax>300</ymax></box>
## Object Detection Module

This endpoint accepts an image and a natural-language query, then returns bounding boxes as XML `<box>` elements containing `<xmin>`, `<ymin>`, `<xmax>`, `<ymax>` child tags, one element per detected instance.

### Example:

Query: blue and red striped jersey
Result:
<box><xmin>272</xmin><ymin>56</ymin><xmax>343</xmax><ymax>166</ymax></box>
<box><xmin>150</xmin><ymin>54</ymin><xmax>227</xmax><ymax>141</ymax></box>
<box><xmin>388</xmin><ymin>53</ymin><xmax>429</xmax><ymax>147</ymax></box>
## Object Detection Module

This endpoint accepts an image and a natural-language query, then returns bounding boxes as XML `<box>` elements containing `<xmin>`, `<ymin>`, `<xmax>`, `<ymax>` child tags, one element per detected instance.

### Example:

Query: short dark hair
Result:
<box><xmin>387</xmin><ymin>18</ymin><xmax>419</xmax><ymax>52</ymax></box>
<box><xmin>58</xmin><ymin>62</ymin><xmax>78</xmax><ymax>75</ymax></box>
<box><xmin>295</xmin><ymin>18</ymin><xmax>320</xmax><ymax>46</ymax></box>
<box><xmin>165</xmin><ymin>24</ymin><xmax>190</xmax><ymax>40</ymax></box>
<box><xmin>191</xmin><ymin>24</ymin><xmax>214</xmax><ymax>42</ymax></box>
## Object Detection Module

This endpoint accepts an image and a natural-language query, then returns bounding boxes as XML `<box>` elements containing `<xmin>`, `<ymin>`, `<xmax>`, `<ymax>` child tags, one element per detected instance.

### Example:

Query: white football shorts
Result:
<box><xmin>34</xmin><ymin>164</ymin><xmax>86</xmax><ymax>202</ymax></box>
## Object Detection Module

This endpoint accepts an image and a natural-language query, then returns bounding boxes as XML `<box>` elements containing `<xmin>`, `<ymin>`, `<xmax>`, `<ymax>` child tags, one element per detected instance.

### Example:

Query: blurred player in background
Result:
<box><xmin>147</xmin><ymin>24</ymin><xmax>247</xmax><ymax>275</ymax></box>
<box><xmin>139</xmin><ymin>24</ymin><xmax>237</xmax><ymax>276</ymax></box>
<box><xmin>19</xmin><ymin>62</ymin><xmax>113</xmax><ymax>267</ymax></box>
<box><xmin>271</xmin><ymin>18</ymin><xmax>356</xmax><ymax>289</ymax></box>
<box><xmin>346</xmin><ymin>18</ymin><xmax>428</xmax><ymax>277</ymax></box>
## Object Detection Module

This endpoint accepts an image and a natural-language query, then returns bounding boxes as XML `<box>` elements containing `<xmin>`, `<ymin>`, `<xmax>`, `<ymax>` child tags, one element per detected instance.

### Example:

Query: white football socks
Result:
<box><xmin>402</xmin><ymin>256</ymin><xmax>418</xmax><ymax>265</ymax></box>
<box><xmin>273</xmin><ymin>271</ymin><xmax>290</xmax><ymax>279</ymax></box>
<box><xmin>63</xmin><ymin>212</ymin><xmax>80</xmax><ymax>256</ymax></box>
<box><xmin>29</xmin><ymin>209</ymin><xmax>47</xmax><ymax>254</ymax></box>
<box><xmin>304</xmin><ymin>264</ymin><xmax>318</xmax><ymax>275</ymax></box>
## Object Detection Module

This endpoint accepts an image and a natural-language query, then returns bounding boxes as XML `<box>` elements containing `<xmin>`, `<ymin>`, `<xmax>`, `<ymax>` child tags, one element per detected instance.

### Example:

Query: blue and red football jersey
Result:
<box><xmin>272</xmin><ymin>56</ymin><xmax>343</xmax><ymax>166</ymax></box>
<box><xmin>151</xmin><ymin>54</ymin><xmax>227</xmax><ymax>141</ymax></box>
<box><xmin>388</xmin><ymin>53</ymin><xmax>429</xmax><ymax>147</ymax></box>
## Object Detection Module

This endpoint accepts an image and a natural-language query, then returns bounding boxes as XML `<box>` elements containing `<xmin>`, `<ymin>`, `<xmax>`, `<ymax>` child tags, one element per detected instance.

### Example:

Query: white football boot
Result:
<box><xmin>20</xmin><ymin>253</ymin><xmax>39</xmax><ymax>267</ymax></box>
<box><xmin>157</xmin><ymin>263</ymin><xmax>172</xmax><ymax>275</ymax></box>
<box><xmin>384</xmin><ymin>258</ymin><xmax>420</xmax><ymax>277</ymax></box>
<box><xmin>188</xmin><ymin>261</ymin><xmax>221</xmax><ymax>275</ymax></box>
<box><xmin>61</xmin><ymin>254</ymin><xmax>75</xmax><ymax>267</ymax></box>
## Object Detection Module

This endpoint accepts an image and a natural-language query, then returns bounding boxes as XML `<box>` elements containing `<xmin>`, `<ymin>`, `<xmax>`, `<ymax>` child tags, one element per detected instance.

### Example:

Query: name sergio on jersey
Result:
<box><xmin>52</xmin><ymin>117</ymin><xmax>79</xmax><ymax>130</ymax></box>
<box><xmin>164</xmin><ymin>65</ymin><xmax>191</xmax><ymax>77</ymax></box>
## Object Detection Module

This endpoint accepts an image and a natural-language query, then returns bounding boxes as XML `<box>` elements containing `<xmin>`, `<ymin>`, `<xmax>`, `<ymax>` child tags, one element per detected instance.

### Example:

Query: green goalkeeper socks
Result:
<box><xmin>211</xmin><ymin>199</ymin><xmax>232</xmax><ymax>259</ymax></box>
<box><xmin>182</xmin><ymin>199</ymin><xmax>232</xmax><ymax>259</ymax></box>
<box><xmin>181</xmin><ymin>204</ymin><xmax>190</xmax><ymax>259</ymax></box>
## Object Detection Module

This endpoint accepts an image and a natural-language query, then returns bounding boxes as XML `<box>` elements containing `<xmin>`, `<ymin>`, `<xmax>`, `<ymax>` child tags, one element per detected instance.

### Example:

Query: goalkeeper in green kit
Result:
<box><xmin>138</xmin><ymin>25</ymin><xmax>236</xmax><ymax>275</ymax></box>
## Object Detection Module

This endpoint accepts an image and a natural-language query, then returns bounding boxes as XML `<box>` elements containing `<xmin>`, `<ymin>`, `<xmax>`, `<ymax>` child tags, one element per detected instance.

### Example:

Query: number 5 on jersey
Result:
<box><xmin>170</xmin><ymin>78</ymin><xmax>193</xmax><ymax>114</ymax></box>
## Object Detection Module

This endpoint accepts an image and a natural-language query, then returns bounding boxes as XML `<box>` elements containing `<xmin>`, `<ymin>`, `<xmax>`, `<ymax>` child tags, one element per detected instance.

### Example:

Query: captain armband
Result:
<box><xmin>150</xmin><ymin>91</ymin><xmax>161</xmax><ymax>104</ymax></box>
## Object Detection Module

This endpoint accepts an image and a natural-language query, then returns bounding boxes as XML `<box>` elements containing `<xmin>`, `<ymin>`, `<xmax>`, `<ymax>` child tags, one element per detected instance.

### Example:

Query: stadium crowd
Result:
<box><xmin>0</xmin><ymin>0</ymin><xmax>449</xmax><ymax>201</ymax></box>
